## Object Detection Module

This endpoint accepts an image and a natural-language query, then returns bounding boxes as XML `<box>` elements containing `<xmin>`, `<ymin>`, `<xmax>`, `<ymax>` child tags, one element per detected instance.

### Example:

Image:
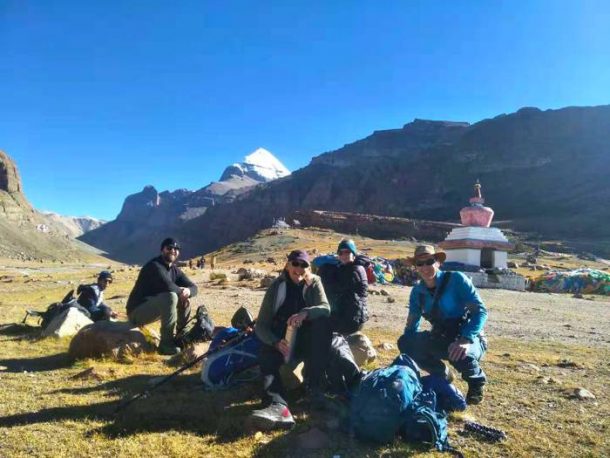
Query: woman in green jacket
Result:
<box><xmin>249</xmin><ymin>249</ymin><xmax>332</xmax><ymax>431</ymax></box>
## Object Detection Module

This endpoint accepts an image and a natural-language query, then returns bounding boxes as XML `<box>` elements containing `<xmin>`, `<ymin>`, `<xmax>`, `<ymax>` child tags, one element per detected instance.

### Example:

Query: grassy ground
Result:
<box><xmin>1</xmin><ymin>229</ymin><xmax>609</xmax><ymax>457</ymax></box>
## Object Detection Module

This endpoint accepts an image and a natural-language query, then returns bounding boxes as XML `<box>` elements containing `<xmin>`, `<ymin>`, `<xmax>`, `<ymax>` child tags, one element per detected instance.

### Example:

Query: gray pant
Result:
<box><xmin>128</xmin><ymin>292</ymin><xmax>190</xmax><ymax>343</ymax></box>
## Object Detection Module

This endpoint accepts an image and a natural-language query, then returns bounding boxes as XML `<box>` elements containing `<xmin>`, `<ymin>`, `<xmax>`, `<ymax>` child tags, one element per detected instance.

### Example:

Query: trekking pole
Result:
<box><xmin>114</xmin><ymin>325</ymin><xmax>255</xmax><ymax>414</ymax></box>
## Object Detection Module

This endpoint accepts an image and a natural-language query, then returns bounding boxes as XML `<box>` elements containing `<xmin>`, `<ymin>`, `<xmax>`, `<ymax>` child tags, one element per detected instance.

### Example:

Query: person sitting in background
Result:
<box><xmin>127</xmin><ymin>238</ymin><xmax>198</xmax><ymax>356</ymax></box>
<box><xmin>319</xmin><ymin>239</ymin><xmax>369</xmax><ymax>336</ymax></box>
<box><xmin>249</xmin><ymin>249</ymin><xmax>332</xmax><ymax>430</ymax></box>
<box><xmin>397</xmin><ymin>245</ymin><xmax>488</xmax><ymax>405</ymax></box>
<box><xmin>76</xmin><ymin>270</ymin><xmax>117</xmax><ymax>321</ymax></box>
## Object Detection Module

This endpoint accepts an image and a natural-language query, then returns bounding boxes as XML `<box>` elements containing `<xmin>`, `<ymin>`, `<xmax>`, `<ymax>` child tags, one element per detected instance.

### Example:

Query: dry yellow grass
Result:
<box><xmin>1</xmin><ymin>228</ymin><xmax>609</xmax><ymax>457</ymax></box>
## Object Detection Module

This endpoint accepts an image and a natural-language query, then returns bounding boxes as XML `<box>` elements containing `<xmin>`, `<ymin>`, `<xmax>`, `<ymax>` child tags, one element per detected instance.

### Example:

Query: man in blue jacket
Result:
<box><xmin>397</xmin><ymin>245</ymin><xmax>488</xmax><ymax>405</ymax></box>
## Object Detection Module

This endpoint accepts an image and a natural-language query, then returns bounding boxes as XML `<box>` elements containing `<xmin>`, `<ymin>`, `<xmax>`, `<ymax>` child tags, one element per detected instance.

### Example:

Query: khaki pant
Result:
<box><xmin>129</xmin><ymin>292</ymin><xmax>191</xmax><ymax>343</ymax></box>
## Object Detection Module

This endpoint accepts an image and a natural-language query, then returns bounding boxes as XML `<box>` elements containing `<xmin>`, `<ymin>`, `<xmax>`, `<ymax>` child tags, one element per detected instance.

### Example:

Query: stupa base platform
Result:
<box><xmin>461</xmin><ymin>271</ymin><xmax>526</xmax><ymax>291</ymax></box>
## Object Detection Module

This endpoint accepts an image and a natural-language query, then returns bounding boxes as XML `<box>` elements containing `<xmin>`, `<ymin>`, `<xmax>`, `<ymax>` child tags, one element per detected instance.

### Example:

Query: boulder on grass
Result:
<box><xmin>42</xmin><ymin>307</ymin><xmax>93</xmax><ymax>338</ymax></box>
<box><xmin>346</xmin><ymin>332</ymin><xmax>377</xmax><ymax>367</ymax></box>
<box><xmin>68</xmin><ymin>321</ymin><xmax>158</xmax><ymax>361</ymax></box>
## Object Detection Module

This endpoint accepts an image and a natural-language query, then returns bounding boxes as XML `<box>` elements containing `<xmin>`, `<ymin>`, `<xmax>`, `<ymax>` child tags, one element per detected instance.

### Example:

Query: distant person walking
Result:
<box><xmin>126</xmin><ymin>238</ymin><xmax>198</xmax><ymax>356</ymax></box>
<box><xmin>397</xmin><ymin>245</ymin><xmax>488</xmax><ymax>405</ymax></box>
<box><xmin>76</xmin><ymin>270</ymin><xmax>117</xmax><ymax>321</ymax></box>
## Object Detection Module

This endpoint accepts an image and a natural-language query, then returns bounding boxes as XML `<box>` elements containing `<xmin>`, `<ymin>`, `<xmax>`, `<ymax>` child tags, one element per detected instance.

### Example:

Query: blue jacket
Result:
<box><xmin>404</xmin><ymin>271</ymin><xmax>487</xmax><ymax>341</ymax></box>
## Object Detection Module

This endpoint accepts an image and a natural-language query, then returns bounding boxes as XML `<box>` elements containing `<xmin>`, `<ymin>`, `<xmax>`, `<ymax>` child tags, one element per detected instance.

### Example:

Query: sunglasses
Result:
<box><xmin>291</xmin><ymin>261</ymin><xmax>309</xmax><ymax>268</ymax></box>
<box><xmin>165</xmin><ymin>246</ymin><xmax>180</xmax><ymax>251</ymax></box>
<box><xmin>415</xmin><ymin>258</ymin><xmax>436</xmax><ymax>267</ymax></box>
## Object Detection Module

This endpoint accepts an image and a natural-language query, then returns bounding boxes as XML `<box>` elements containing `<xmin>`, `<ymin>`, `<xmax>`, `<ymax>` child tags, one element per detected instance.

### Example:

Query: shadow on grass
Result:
<box><xmin>0</xmin><ymin>322</ymin><xmax>41</xmax><ymax>340</ymax></box>
<box><xmin>0</xmin><ymin>353</ymin><xmax>71</xmax><ymax>372</ymax></box>
<box><xmin>0</xmin><ymin>371</ymin><xmax>260</xmax><ymax>445</ymax></box>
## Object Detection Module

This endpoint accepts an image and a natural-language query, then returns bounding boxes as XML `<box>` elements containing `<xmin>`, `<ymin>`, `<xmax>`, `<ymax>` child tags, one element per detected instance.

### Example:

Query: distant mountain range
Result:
<box><xmin>80</xmin><ymin>148</ymin><xmax>291</xmax><ymax>262</ymax></box>
<box><xmin>41</xmin><ymin>212</ymin><xmax>106</xmax><ymax>238</ymax></box>
<box><xmin>80</xmin><ymin>105</ymin><xmax>610</xmax><ymax>263</ymax></box>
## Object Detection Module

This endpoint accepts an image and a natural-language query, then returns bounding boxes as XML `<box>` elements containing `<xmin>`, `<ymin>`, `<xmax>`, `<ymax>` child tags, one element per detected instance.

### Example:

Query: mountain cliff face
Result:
<box><xmin>175</xmin><ymin>105</ymin><xmax>610</xmax><ymax>259</ymax></box>
<box><xmin>80</xmin><ymin>148</ymin><xmax>291</xmax><ymax>260</ymax></box>
<box><xmin>0</xmin><ymin>151</ymin><xmax>106</xmax><ymax>261</ymax></box>
<box><xmin>81</xmin><ymin>105</ymin><xmax>610</xmax><ymax>263</ymax></box>
<box><xmin>0</xmin><ymin>150</ymin><xmax>37</xmax><ymax>222</ymax></box>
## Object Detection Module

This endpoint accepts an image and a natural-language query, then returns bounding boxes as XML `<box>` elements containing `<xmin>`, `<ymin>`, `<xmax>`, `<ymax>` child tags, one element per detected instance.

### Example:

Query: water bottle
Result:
<box><xmin>284</xmin><ymin>325</ymin><xmax>298</xmax><ymax>363</ymax></box>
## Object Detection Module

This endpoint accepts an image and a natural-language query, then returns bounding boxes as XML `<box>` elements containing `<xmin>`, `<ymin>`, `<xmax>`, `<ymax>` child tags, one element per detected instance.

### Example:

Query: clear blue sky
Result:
<box><xmin>1</xmin><ymin>1</ymin><xmax>608</xmax><ymax>220</ymax></box>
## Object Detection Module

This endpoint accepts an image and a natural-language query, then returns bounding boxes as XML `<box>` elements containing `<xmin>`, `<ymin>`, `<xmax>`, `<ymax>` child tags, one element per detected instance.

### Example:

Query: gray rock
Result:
<box><xmin>68</xmin><ymin>321</ymin><xmax>158</xmax><ymax>361</ymax></box>
<box><xmin>260</xmin><ymin>276</ymin><xmax>275</xmax><ymax>288</ymax></box>
<box><xmin>297</xmin><ymin>427</ymin><xmax>330</xmax><ymax>450</ymax></box>
<box><xmin>346</xmin><ymin>332</ymin><xmax>377</xmax><ymax>367</ymax></box>
<box><xmin>572</xmin><ymin>388</ymin><xmax>595</xmax><ymax>400</ymax></box>
<box><xmin>41</xmin><ymin>307</ymin><xmax>94</xmax><ymax>338</ymax></box>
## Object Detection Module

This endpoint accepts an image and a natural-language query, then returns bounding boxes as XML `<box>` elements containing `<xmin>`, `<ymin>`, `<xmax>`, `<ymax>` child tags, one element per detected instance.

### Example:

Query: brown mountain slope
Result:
<box><xmin>83</xmin><ymin>105</ymin><xmax>610</xmax><ymax>263</ymax></box>
<box><xmin>0</xmin><ymin>150</ymin><xmax>108</xmax><ymax>262</ymax></box>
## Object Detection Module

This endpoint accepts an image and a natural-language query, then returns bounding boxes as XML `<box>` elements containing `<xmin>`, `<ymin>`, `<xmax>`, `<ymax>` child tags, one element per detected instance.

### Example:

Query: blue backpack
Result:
<box><xmin>350</xmin><ymin>354</ymin><xmax>450</xmax><ymax>451</ymax></box>
<box><xmin>200</xmin><ymin>327</ymin><xmax>261</xmax><ymax>389</ymax></box>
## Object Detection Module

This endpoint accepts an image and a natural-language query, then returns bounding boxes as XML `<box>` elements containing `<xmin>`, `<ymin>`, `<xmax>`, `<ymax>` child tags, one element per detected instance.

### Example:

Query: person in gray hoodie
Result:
<box><xmin>249</xmin><ymin>249</ymin><xmax>331</xmax><ymax>431</ymax></box>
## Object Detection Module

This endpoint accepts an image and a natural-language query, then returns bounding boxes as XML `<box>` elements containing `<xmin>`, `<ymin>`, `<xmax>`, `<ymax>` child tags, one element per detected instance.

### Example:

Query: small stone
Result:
<box><xmin>297</xmin><ymin>427</ymin><xmax>330</xmax><ymax>450</ymax></box>
<box><xmin>386</xmin><ymin>296</ymin><xmax>396</xmax><ymax>303</ymax></box>
<box><xmin>379</xmin><ymin>289</ymin><xmax>389</xmax><ymax>296</ymax></box>
<box><xmin>378</xmin><ymin>342</ymin><xmax>395</xmax><ymax>351</ymax></box>
<box><xmin>572</xmin><ymin>388</ymin><xmax>595</xmax><ymax>400</ymax></box>
<box><xmin>70</xmin><ymin>367</ymin><xmax>103</xmax><ymax>381</ymax></box>
<box><xmin>520</xmin><ymin>363</ymin><xmax>541</xmax><ymax>372</ymax></box>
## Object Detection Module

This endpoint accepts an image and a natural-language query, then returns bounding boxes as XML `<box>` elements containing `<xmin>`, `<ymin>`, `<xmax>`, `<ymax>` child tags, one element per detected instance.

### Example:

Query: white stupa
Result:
<box><xmin>439</xmin><ymin>181</ymin><xmax>513</xmax><ymax>269</ymax></box>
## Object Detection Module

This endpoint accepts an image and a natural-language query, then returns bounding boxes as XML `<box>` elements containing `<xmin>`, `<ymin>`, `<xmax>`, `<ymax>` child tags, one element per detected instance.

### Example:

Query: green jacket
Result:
<box><xmin>255</xmin><ymin>271</ymin><xmax>330</xmax><ymax>346</ymax></box>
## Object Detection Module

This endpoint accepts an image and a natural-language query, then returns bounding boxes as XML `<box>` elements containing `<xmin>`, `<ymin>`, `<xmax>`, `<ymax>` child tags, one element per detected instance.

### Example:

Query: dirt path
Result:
<box><xmin>193</xmin><ymin>279</ymin><xmax>610</xmax><ymax>347</ymax></box>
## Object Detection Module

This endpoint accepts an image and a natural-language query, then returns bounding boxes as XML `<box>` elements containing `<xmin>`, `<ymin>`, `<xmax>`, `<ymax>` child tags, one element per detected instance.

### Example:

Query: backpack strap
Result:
<box><xmin>420</xmin><ymin>272</ymin><xmax>452</xmax><ymax>320</ymax></box>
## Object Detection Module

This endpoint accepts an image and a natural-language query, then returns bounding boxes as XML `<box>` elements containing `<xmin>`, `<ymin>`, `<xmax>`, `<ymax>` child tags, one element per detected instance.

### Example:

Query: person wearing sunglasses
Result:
<box><xmin>397</xmin><ymin>244</ymin><xmax>488</xmax><ymax>405</ymax></box>
<box><xmin>76</xmin><ymin>270</ymin><xmax>118</xmax><ymax>321</ymax></box>
<box><xmin>250</xmin><ymin>249</ymin><xmax>332</xmax><ymax>431</ymax></box>
<box><xmin>126</xmin><ymin>237</ymin><xmax>198</xmax><ymax>356</ymax></box>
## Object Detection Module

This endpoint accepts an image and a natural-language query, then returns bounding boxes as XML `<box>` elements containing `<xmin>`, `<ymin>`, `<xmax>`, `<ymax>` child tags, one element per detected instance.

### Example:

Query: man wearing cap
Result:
<box><xmin>249</xmin><ymin>249</ymin><xmax>332</xmax><ymax>430</ymax></box>
<box><xmin>398</xmin><ymin>244</ymin><xmax>488</xmax><ymax>405</ymax></box>
<box><xmin>127</xmin><ymin>238</ymin><xmax>198</xmax><ymax>355</ymax></box>
<box><xmin>76</xmin><ymin>271</ymin><xmax>117</xmax><ymax>321</ymax></box>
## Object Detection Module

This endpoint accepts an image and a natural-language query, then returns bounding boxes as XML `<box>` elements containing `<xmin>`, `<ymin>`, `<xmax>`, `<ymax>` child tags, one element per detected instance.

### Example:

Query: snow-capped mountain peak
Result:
<box><xmin>219</xmin><ymin>148</ymin><xmax>290</xmax><ymax>182</ymax></box>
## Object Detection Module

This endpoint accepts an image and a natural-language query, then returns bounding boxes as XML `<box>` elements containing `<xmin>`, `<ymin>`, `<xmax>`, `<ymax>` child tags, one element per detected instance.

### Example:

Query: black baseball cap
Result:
<box><xmin>161</xmin><ymin>237</ymin><xmax>181</xmax><ymax>250</ymax></box>
<box><xmin>98</xmin><ymin>271</ymin><xmax>113</xmax><ymax>282</ymax></box>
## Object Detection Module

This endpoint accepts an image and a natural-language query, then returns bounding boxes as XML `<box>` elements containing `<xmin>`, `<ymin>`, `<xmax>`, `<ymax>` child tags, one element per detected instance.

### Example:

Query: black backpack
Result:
<box><xmin>24</xmin><ymin>289</ymin><xmax>92</xmax><ymax>329</ymax></box>
<box><xmin>175</xmin><ymin>304</ymin><xmax>215</xmax><ymax>347</ymax></box>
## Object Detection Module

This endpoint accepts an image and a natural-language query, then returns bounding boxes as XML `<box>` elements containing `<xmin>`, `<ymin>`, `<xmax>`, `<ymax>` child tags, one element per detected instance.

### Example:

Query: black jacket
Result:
<box><xmin>126</xmin><ymin>256</ymin><xmax>198</xmax><ymax>314</ymax></box>
<box><xmin>320</xmin><ymin>261</ymin><xmax>369</xmax><ymax>334</ymax></box>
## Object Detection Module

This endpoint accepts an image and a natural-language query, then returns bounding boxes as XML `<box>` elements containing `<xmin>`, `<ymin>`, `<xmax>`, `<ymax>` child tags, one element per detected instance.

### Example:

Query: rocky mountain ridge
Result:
<box><xmin>80</xmin><ymin>148</ymin><xmax>291</xmax><ymax>261</ymax></box>
<box><xmin>82</xmin><ymin>105</ymin><xmax>610</xmax><ymax>263</ymax></box>
<box><xmin>41</xmin><ymin>212</ymin><xmax>106</xmax><ymax>238</ymax></box>
<box><xmin>0</xmin><ymin>150</ymin><xmax>106</xmax><ymax>261</ymax></box>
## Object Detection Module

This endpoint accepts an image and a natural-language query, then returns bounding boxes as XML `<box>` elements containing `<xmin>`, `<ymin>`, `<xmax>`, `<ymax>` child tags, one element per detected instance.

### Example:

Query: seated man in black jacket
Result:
<box><xmin>127</xmin><ymin>238</ymin><xmax>198</xmax><ymax>355</ymax></box>
<box><xmin>76</xmin><ymin>270</ymin><xmax>117</xmax><ymax>321</ymax></box>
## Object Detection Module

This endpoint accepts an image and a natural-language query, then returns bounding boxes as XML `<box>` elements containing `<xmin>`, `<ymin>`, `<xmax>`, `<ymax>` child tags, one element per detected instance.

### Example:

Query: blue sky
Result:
<box><xmin>1</xmin><ymin>1</ymin><xmax>608</xmax><ymax>220</ymax></box>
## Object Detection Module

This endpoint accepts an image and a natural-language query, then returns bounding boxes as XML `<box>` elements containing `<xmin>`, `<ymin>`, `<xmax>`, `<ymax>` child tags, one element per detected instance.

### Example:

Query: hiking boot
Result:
<box><xmin>466</xmin><ymin>383</ymin><xmax>485</xmax><ymax>405</ymax></box>
<box><xmin>248</xmin><ymin>402</ymin><xmax>295</xmax><ymax>431</ymax></box>
<box><xmin>158</xmin><ymin>341</ymin><xmax>181</xmax><ymax>356</ymax></box>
